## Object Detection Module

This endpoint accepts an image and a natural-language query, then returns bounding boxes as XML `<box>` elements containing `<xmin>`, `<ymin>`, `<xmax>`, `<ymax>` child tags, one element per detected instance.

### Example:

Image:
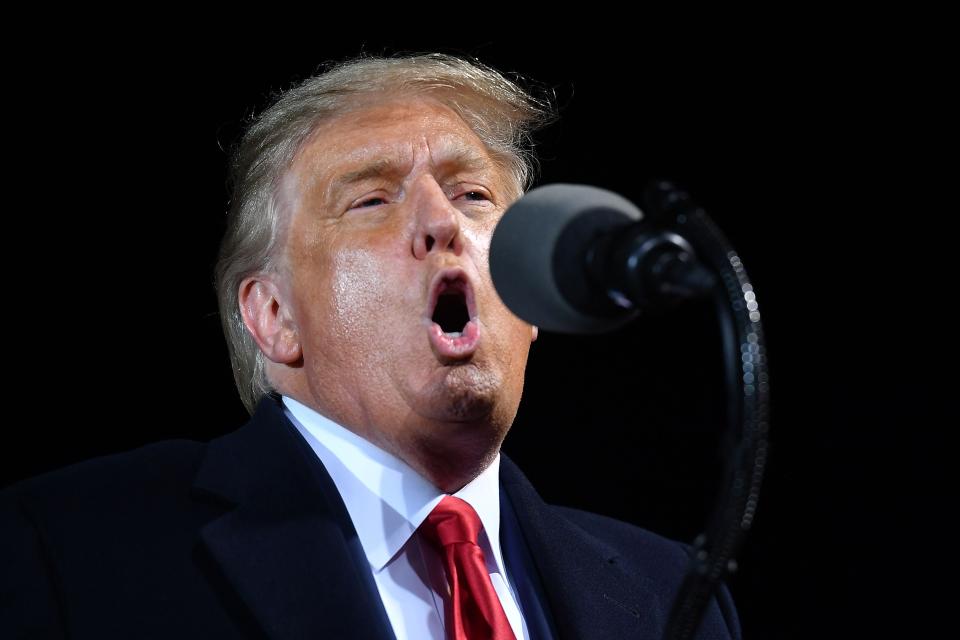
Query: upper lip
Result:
<box><xmin>426</xmin><ymin>267</ymin><xmax>477</xmax><ymax>324</ymax></box>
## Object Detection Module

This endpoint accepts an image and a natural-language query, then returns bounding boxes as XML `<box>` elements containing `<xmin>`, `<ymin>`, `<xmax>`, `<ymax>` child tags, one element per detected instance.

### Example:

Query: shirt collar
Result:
<box><xmin>281</xmin><ymin>395</ymin><xmax>506</xmax><ymax>576</ymax></box>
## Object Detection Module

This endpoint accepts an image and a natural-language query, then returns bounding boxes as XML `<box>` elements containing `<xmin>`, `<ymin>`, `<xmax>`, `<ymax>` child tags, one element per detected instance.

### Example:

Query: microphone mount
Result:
<box><xmin>581</xmin><ymin>222</ymin><xmax>717</xmax><ymax>311</ymax></box>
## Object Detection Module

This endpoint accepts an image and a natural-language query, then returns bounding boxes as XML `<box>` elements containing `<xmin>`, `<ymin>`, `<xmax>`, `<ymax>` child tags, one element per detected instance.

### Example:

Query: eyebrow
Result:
<box><xmin>330</xmin><ymin>158</ymin><xmax>403</xmax><ymax>192</ymax></box>
<box><xmin>326</xmin><ymin>148</ymin><xmax>495</xmax><ymax>203</ymax></box>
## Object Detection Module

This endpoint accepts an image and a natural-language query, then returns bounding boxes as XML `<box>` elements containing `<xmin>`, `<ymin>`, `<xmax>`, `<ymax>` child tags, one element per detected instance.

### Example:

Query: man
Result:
<box><xmin>1</xmin><ymin>54</ymin><xmax>741</xmax><ymax>639</ymax></box>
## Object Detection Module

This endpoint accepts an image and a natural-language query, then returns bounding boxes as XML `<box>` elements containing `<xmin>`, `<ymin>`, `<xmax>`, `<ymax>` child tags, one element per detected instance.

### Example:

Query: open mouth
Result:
<box><xmin>427</xmin><ymin>270</ymin><xmax>480</xmax><ymax>359</ymax></box>
<box><xmin>433</xmin><ymin>285</ymin><xmax>470</xmax><ymax>336</ymax></box>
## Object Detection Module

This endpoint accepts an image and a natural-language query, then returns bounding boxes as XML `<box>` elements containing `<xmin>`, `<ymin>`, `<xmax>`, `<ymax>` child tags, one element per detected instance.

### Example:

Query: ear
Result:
<box><xmin>238</xmin><ymin>275</ymin><xmax>302</xmax><ymax>364</ymax></box>
<box><xmin>531</xmin><ymin>325</ymin><xmax>539</xmax><ymax>343</ymax></box>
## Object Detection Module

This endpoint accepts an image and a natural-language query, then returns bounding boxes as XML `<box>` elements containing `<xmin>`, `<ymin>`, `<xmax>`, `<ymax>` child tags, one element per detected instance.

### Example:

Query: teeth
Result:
<box><xmin>444</xmin><ymin>331</ymin><xmax>462</xmax><ymax>338</ymax></box>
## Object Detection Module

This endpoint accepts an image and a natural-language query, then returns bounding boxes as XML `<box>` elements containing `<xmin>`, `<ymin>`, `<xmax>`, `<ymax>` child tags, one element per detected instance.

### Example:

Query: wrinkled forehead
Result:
<box><xmin>282</xmin><ymin>96</ymin><xmax>513</xmax><ymax>209</ymax></box>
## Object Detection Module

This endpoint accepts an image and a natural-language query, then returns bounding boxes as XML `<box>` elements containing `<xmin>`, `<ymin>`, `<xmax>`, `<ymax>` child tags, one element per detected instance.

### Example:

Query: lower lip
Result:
<box><xmin>428</xmin><ymin>319</ymin><xmax>480</xmax><ymax>360</ymax></box>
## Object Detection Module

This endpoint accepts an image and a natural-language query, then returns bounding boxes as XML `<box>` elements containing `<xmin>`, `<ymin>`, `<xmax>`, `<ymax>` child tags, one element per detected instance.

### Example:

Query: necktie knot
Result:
<box><xmin>418</xmin><ymin>495</ymin><xmax>517</xmax><ymax>639</ymax></box>
<box><xmin>422</xmin><ymin>495</ymin><xmax>482</xmax><ymax>548</ymax></box>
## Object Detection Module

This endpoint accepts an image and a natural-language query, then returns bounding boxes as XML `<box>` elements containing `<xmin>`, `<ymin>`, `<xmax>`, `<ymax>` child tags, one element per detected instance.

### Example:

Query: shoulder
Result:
<box><xmin>500</xmin><ymin>455</ymin><xmax>693</xmax><ymax>581</ymax></box>
<box><xmin>550</xmin><ymin>503</ymin><xmax>693</xmax><ymax>577</ymax></box>
<box><xmin>550</xmin><ymin>504</ymin><xmax>681</xmax><ymax>553</ymax></box>
<box><xmin>499</xmin><ymin>454</ymin><xmax>742</xmax><ymax>639</ymax></box>
<box><xmin>1</xmin><ymin>439</ymin><xmax>207</xmax><ymax>528</ymax></box>
<box><xmin>549</xmin><ymin>504</ymin><xmax>742</xmax><ymax>639</ymax></box>
<box><xmin>0</xmin><ymin>439</ymin><xmax>234</xmax><ymax>635</ymax></box>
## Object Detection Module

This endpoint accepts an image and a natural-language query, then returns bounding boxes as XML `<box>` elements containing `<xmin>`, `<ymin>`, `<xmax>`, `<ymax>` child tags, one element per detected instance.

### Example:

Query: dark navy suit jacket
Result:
<box><xmin>1</xmin><ymin>395</ymin><xmax>741</xmax><ymax>639</ymax></box>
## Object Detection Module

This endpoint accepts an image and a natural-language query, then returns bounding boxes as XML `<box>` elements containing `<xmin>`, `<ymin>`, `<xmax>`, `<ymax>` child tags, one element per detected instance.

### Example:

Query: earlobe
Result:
<box><xmin>238</xmin><ymin>276</ymin><xmax>302</xmax><ymax>364</ymax></box>
<box><xmin>531</xmin><ymin>325</ymin><xmax>539</xmax><ymax>343</ymax></box>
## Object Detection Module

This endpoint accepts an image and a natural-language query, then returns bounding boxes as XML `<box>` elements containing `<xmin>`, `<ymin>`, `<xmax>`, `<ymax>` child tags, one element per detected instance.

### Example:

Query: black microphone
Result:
<box><xmin>489</xmin><ymin>183</ymin><xmax>716</xmax><ymax>333</ymax></box>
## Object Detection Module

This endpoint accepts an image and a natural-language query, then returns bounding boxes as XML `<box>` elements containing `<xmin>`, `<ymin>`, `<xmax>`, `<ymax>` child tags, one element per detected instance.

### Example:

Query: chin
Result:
<box><xmin>402</xmin><ymin>364</ymin><xmax>521</xmax><ymax>490</ymax></box>
<box><xmin>436</xmin><ymin>366</ymin><xmax>501</xmax><ymax>422</ymax></box>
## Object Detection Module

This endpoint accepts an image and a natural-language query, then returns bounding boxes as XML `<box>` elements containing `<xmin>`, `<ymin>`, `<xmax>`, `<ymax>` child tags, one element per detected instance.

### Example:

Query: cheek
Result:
<box><xmin>462</xmin><ymin>221</ymin><xmax>498</xmax><ymax>295</ymax></box>
<box><xmin>324</xmin><ymin>248</ymin><xmax>390</xmax><ymax>339</ymax></box>
<box><xmin>462</xmin><ymin>221</ymin><xmax>494</xmax><ymax>262</ymax></box>
<box><xmin>289</xmin><ymin>239</ymin><xmax>388</xmax><ymax>349</ymax></box>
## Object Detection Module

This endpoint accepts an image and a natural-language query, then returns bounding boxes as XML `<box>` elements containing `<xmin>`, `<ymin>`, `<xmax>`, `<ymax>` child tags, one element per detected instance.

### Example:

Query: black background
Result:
<box><xmin>4</xmin><ymin>27</ymin><xmax>954</xmax><ymax>638</ymax></box>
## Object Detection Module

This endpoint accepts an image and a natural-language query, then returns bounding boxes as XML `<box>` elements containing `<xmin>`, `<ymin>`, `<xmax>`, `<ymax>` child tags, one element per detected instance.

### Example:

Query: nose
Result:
<box><xmin>410</xmin><ymin>176</ymin><xmax>464</xmax><ymax>259</ymax></box>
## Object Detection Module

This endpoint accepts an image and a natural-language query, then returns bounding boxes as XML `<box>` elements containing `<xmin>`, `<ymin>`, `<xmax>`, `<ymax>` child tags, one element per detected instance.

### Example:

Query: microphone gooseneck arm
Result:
<box><xmin>646</xmin><ymin>182</ymin><xmax>770</xmax><ymax>640</ymax></box>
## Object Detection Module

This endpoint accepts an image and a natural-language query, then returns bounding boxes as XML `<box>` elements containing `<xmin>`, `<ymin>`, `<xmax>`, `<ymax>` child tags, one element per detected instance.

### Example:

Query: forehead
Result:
<box><xmin>288</xmin><ymin>96</ymin><xmax>505</xmax><ymax>200</ymax></box>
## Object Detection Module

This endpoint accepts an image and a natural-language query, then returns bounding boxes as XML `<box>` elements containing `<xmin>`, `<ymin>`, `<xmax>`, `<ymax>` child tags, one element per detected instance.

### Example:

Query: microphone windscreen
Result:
<box><xmin>489</xmin><ymin>183</ymin><xmax>644</xmax><ymax>333</ymax></box>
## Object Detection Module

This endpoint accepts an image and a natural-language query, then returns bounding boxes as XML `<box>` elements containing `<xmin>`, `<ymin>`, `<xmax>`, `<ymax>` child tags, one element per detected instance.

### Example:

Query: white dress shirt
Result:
<box><xmin>282</xmin><ymin>395</ymin><xmax>529</xmax><ymax>640</ymax></box>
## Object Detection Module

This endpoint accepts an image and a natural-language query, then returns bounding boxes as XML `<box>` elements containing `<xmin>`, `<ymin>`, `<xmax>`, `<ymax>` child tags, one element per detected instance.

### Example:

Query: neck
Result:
<box><xmin>278</xmin><ymin>388</ymin><xmax>505</xmax><ymax>494</ymax></box>
<box><xmin>402</xmin><ymin>432</ymin><xmax>502</xmax><ymax>494</ymax></box>
<box><xmin>350</xmin><ymin>414</ymin><xmax>505</xmax><ymax>494</ymax></box>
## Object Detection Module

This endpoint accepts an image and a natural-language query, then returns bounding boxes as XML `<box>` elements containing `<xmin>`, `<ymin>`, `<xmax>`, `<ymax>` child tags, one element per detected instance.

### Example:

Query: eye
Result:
<box><xmin>350</xmin><ymin>196</ymin><xmax>388</xmax><ymax>210</ymax></box>
<box><xmin>458</xmin><ymin>190</ymin><xmax>491</xmax><ymax>202</ymax></box>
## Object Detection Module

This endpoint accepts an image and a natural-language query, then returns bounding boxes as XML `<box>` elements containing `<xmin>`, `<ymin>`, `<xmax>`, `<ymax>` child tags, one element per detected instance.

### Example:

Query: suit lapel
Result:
<box><xmin>189</xmin><ymin>397</ymin><xmax>664</xmax><ymax>639</ymax></box>
<box><xmin>500</xmin><ymin>455</ymin><xmax>665</xmax><ymax>640</ymax></box>
<box><xmin>191</xmin><ymin>395</ymin><xmax>394</xmax><ymax>640</ymax></box>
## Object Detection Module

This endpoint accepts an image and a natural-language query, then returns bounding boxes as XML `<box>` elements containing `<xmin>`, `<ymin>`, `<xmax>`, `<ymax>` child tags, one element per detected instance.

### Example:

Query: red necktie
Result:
<box><xmin>419</xmin><ymin>495</ymin><xmax>518</xmax><ymax>640</ymax></box>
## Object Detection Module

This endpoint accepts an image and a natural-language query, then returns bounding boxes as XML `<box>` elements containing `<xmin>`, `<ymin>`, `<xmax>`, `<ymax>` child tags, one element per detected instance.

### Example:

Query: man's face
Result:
<box><xmin>274</xmin><ymin>96</ymin><xmax>536</xmax><ymax>463</ymax></box>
